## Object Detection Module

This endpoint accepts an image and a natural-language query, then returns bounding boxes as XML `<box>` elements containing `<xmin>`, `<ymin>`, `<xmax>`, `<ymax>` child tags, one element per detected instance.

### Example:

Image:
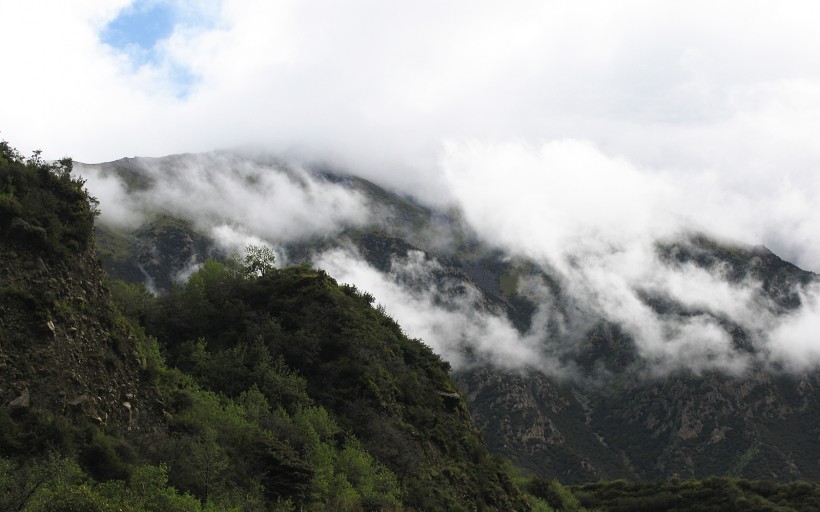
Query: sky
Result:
<box><xmin>3</xmin><ymin>0</ymin><xmax>820</xmax><ymax>265</ymax></box>
<box><xmin>5</xmin><ymin>0</ymin><xmax>820</xmax><ymax>373</ymax></box>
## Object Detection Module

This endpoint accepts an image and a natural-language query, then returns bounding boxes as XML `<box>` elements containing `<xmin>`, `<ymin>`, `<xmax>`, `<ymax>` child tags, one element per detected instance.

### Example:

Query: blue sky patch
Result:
<box><xmin>100</xmin><ymin>1</ymin><xmax>208</xmax><ymax>98</ymax></box>
<box><xmin>101</xmin><ymin>1</ymin><xmax>177</xmax><ymax>54</ymax></box>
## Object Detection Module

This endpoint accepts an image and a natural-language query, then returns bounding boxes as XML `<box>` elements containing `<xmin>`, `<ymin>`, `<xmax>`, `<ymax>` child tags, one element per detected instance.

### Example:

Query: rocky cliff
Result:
<box><xmin>0</xmin><ymin>148</ymin><xmax>159</xmax><ymax>434</ymax></box>
<box><xmin>0</xmin><ymin>241</ymin><xmax>157</xmax><ymax>432</ymax></box>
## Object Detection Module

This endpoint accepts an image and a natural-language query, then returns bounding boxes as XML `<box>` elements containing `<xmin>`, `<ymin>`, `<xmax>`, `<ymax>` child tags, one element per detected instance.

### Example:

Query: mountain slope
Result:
<box><xmin>1</xmin><ymin>144</ymin><xmax>532</xmax><ymax>510</ymax></box>
<box><xmin>138</xmin><ymin>260</ymin><xmax>529</xmax><ymax>510</ymax></box>
<box><xmin>460</xmin><ymin>238</ymin><xmax>820</xmax><ymax>483</ymax></box>
<box><xmin>83</xmin><ymin>152</ymin><xmax>820</xmax><ymax>485</ymax></box>
<box><xmin>0</xmin><ymin>144</ymin><xmax>159</xmax><ymax>435</ymax></box>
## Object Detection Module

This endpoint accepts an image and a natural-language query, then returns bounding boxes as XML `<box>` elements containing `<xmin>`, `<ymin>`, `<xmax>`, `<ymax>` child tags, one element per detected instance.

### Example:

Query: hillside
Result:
<box><xmin>0</xmin><ymin>143</ymin><xmax>532</xmax><ymax>511</ymax></box>
<box><xmin>79</xmin><ymin>152</ymin><xmax>820</xmax><ymax>486</ymax></box>
<box><xmin>0</xmin><ymin>143</ymin><xmax>160</xmax><ymax>434</ymax></box>
<box><xmin>460</xmin><ymin>237</ymin><xmax>820</xmax><ymax>483</ymax></box>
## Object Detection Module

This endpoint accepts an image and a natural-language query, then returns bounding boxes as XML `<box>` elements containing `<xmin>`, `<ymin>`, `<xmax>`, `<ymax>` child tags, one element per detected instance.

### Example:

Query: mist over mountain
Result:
<box><xmin>71</xmin><ymin>148</ymin><xmax>820</xmax><ymax>485</ymax></box>
<box><xmin>79</xmin><ymin>151</ymin><xmax>820</xmax><ymax>378</ymax></box>
<box><xmin>0</xmin><ymin>142</ymin><xmax>535</xmax><ymax>511</ymax></box>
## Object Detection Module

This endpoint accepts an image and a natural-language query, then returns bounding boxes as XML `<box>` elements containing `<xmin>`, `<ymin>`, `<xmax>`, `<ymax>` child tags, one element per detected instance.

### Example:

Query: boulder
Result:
<box><xmin>9</xmin><ymin>388</ymin><xmax>30</xmax><ymax>409</ymax></box>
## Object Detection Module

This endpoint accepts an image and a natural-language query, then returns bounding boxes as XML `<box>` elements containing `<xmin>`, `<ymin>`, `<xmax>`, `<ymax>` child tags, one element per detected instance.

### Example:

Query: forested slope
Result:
<box><xmin>0</xmin><ymin>140</ymin><xmax>532</xmax><ymax>511</ymax></box>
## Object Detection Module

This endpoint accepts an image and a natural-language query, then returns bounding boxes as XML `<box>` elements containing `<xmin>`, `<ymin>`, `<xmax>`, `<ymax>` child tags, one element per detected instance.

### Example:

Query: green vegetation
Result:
<box><xmin>0</xmin><ymin>137</ymin><xmax>529</xmax><ymax>508</ymax></box>
<box><xmin>570</xmin><ymin>477</ymin><xmax>820</xmax><ymax>511</ymax></box>
<box><xmin>0</xmin><ymin>141</ymin><xmax>98</xmax><ymax>258</ymax></box>
<box><xmin>1</xmin><ymin>140</ymin><xmax>528</xmax><ymax>510</ymax></box>
<box><xmin>7</xmin><ymin>140</ymin><xmax>820</xmax><ymax>511</ymax></box>
<box><xmin>130</xmin><ymin>250</ymin><xmax>527</xmax><ymax>510</ymax></box>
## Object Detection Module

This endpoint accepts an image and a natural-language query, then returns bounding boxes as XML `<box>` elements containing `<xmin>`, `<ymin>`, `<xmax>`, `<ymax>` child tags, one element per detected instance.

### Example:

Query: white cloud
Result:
<box><xmin>77</xmin><ymin>152</ymin><xmax>370</xmax><ymax>242</ymax></box>
<box><xmin>441</xmin><ymin>138</ymin><xmax>820</xmax><ymax>374</ymax></box>
<box><xmin>4</xmin><ymin>1</ymin><xmax>820</xmax><ymax>218</ymax></box>
<box><xmin>314</xmin><ymin>248</ymin><xmax>561</xmax><ymax>372</ymax></box>
<box><xmin>769</xmin><ymin>283</ymin><xmax>820</xmax><ymax>371</ymax></box>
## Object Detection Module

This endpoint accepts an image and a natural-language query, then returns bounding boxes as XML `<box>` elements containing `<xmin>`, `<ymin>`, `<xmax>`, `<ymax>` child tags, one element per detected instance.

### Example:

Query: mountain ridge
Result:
<box><xmin>79</xmin><ymin>151</ymin><xmax>820</xmax><ymax>486</ymax></box>
<box><xmin>1</xmin><ymin>143</ymin><xmax>533</xmax><ymax>510</ymax></box>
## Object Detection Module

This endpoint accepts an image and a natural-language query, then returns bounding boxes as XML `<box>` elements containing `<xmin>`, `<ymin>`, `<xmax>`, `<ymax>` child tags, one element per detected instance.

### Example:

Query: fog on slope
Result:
<box><xmin>80</xmin><ymin>148</ymin><xmax>820</xmax><ymax>376</ymax></box>
<box><xmin>314</xmin><ymin>248</ymin><xmax>572</xmax><ymax>375</ymax></box>
<box><xmin>442</xmin><ymin>140</ymin><xmax>820</xmax><ymax>373</ymax></box>
<box><xmin>78</xmin><ymin>152</ymin><xmax>370</xmax><ymax>249</ymax></box>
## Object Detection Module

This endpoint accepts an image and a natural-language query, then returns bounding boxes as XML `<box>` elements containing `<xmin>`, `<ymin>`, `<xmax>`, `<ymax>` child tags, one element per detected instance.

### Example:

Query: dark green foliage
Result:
<box><xmin>79</xmin><ymin>431</ymin><xmax>135</xmax><ymax>482</ymax></box>
<box><xmin>96</xmin><ymin>464</ymin><xmax>202</xmax><ymax>511</ymax></box>
<box><xmin>570</xmin><ymin>477</ymin><xmax>820</xmax><ymax>512</ymax></box>
<box><xmin>108</xmin><ymin>280</ymin><xmax>156</xmax><ymax>330</ymax></box>
<box><xmin>527</xmin><ymin>479</ymin><xmax>584</xmax><ymax>511</ymax></box>
<box><xmin>149</xmin><ymin>369</ymin><xmax>313</xmax><ymax>507</ymax></box>
<box><xmin>0</xmin><ymin>456</ymin><xmax>201</xmax><ymax>512</ymax></box>
<box><xmin>0</xmin><ymin>406</ymin><xmax>81</xmax><ymax>458</ymax></box>
<box><xmin>0</xmin><ymin>456</ymin><xmax>87</xmax><ymax>512</ymax></box>
<box><xmin>0</xmin><ymin>140</ymin><xmax>98</xmax><ymax>259</ymax></box>
<box><xmin>0</xmin><ymin>404</ymin><xmax>203</xmax><ymax>511</ymax></box>
<box><xmin>133</xmin><ymin>257</ymin><xmax>527</xmax><ymax>510</ymax></box>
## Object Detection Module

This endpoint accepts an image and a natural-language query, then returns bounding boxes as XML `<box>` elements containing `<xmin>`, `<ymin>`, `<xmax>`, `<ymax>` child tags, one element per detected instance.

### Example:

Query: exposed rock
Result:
<box><xmin>9</xmin><ymin>217</ymin><xmax>47</xmax><ymax>242</ymax></box>
<box><xmin>9</xmin><ymin>388</ymin><xmax>30</xmax><ymax>409</ymax></box>
<box><xmin>9</xmin><ymin>217</ymin><xmax>31</xmax><ymax>231</ymax></box>
<box><xmin>67</xmin><ymin>394</ymin><xmax>88</xmax><ymax>407</ymax></box>
<box><xmin>0</xmin><ymin>228</ymin><xmax>161</xmax><ymax>434</ymax></box>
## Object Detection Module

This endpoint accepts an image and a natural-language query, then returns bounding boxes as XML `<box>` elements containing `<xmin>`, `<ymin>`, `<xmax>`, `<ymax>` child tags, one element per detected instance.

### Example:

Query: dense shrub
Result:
<box><xmin>0</xmin><ymin>141</ymin><xmax>98</xmax><ymax>258</ymax></box>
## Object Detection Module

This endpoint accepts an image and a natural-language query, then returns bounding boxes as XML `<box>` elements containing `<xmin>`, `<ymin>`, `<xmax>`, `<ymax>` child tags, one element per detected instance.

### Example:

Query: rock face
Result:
<box><xmin>458</xmin><ymin>363</ymin><xmax>820</xmax><ymax>483</ymax></box>
<box><xmin>1</xmin><ymin>212</ymin><xmax>157</xmax><ymax>433</ymax></box>
<box><xmin>97</xmin><ymin>215</ymin><xmax>221</xmax><ymax>292</ymax></box>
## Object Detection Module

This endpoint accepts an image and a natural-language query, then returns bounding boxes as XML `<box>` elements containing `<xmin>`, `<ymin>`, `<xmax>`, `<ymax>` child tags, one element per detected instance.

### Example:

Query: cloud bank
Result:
<box><xmin>78</xmin><ymin>146</ymin><xmax>820</xmax><ymax>376</ymax></box>
<box><xmin>4</xmin><ymin>1</ymin><xmax>820</xmax><ymax>268</ymax></box>
<box><xmin>442</xmin><ymin>140</ymin><xmax>820</xmax><ymax>373</ymax></box>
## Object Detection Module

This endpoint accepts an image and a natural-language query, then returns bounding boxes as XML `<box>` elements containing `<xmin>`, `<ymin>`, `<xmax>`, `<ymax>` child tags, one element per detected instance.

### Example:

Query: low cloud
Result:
<box><xmin>314</xmin><ymin>248</ymin><xmax>566</xmax><ymax>374</ymax></box>
<box><xmin>78</xmin><ymin>142</ymin><xmax>820</xmax><ymax>377</ymax></box>
<box><xmin>78</xmin><ymin>152</ymin><xmax>371</xmax><ymax>246</ymax></box>
<box><xmin>768</xmin><ymin>283</ymin><xmax>820</xmax><ymax>371</ymax></box>
<box><xmin>443</xmin><ymin>140</ymin><xmax>820</xmax><ymax>375</ymax></box>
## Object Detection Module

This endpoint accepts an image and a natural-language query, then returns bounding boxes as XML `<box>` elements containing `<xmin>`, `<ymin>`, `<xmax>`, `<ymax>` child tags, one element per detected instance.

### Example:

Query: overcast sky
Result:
<box><xmin>4</xmin><ymin>0</ymin><xmax>820</xmax><ymax>270</ymax></box>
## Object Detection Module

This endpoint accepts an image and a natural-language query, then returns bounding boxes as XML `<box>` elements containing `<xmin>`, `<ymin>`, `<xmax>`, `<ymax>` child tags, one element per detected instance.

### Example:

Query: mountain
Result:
<box><xmin>460</xmin><ymin>237</ymin><xmax>820</xmax><ymax>483</ymax></box>
<box><xmin>78</xmin><ymin>151</ymin><xmax>820</xmax><ymax>487</ymax></box>
<box><xmin>0</xmin><ymin>144</ymin><xmax>532</xmax><ymax>511</ymax></box>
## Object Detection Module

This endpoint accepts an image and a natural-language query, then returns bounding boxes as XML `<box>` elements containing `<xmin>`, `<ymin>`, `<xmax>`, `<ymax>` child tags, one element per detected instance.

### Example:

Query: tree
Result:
<box><xmin>243</xmin><ymin>244</ymin><xmax>276</xmax><ymax>278</ymax></box>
